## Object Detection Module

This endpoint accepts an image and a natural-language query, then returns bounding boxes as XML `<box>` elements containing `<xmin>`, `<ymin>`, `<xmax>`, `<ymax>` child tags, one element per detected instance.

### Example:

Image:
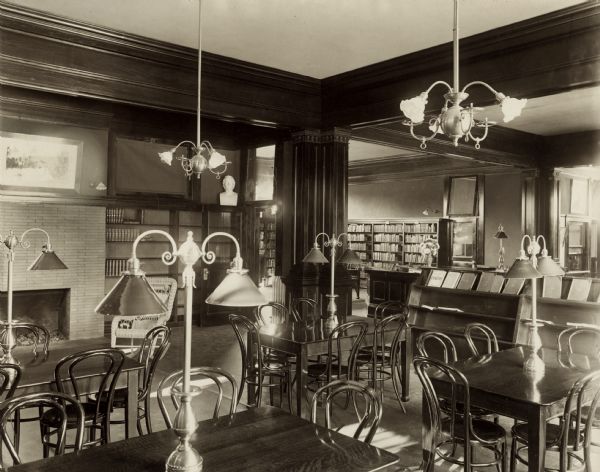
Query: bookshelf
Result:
<box><xmin>259</xmin><ymin>215</ymin><xmax>277</xmax><ymax>283</ymax></box>
<box><xmin>347</xmin><ymin>219</ymin><xmax>440</xmax><ymax>270</ymax></box>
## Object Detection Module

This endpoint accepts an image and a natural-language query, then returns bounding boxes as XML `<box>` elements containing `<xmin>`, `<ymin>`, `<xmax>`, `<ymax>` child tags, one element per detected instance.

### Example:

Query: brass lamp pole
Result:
<box><xmin>303</xmin><ymin>233</ymin><xmax>362</xmax><ymax>329</ymax></box>
<box><xmin>505</xmin><ymin>234</ymin><xmax>563</xmax><ymax>374</ymax></box>
<box><xmin>0</xmin><ymin>228</ymin><xmax>67</xmax><ymax>364</ymax></box>
<box><xmin>96</xmin><ymin>230</ymin><xmax>265</xmax><ymax>472</ymax></box>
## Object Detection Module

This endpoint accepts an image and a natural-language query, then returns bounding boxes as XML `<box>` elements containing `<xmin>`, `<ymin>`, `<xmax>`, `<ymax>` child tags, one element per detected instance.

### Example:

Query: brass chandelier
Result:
<box><xmin>158</xmin><ymin>0</ymin><xmax>229</xmax><ymax>179</ymax></box>
<box><xmin>400</xmin><ymin>0</ymin><xmax>527</xmax><ymax>150</ymax></box>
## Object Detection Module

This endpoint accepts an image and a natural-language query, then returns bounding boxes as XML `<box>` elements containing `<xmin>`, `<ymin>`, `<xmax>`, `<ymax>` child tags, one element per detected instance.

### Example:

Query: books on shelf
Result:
<box><xmin>567</xmin><ymin>278</ymin><xmax>592</xmax><ymax>301</ymax></box>
<box><xmin>476</xmin><ymin>272</ymin><xmax>495</xmax><ymax>292</ymax></box>
<box><xmin>502</xmin><ymin>278</ymin><xmax>524</xmax><ymax>295</ymax></box>
<box><xmin>427</xmin><ymin>270</ymin><xmax>447</xmax><ymax>287</ymax></box>
<box><xmin>441</xmin><ymin>271</ymin><xmax>461</xmax><ymax>289</ymax></box>
<box><xmin>456</xmin><ymin>272</ymin><xmax>477</xmax><ymax>291</ymax></box>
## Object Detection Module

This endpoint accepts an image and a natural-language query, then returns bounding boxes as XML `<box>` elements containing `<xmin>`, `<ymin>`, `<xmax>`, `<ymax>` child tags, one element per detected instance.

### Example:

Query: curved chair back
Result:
<box><xmin>417</xmin><ymin>331</ymin><xmax>458</xmax><ymax>363</ymax></box>
<box><xmin>291</xmin><ymin>297</ymin><xmax>318</xmax><ymax>322</ymax></box>
<box><xmin>0</xmin><ymin>363</ymin><xmax>21</xmax><ymax>401</ymax></box>
<box><xmin>136</xmin><ymin>325</ymin><xmax>171</xmax><ymax>402</ymax></box>
<box><xmin>54</xmin><ymin>348</ymin><xmax>125</xmax><ymax>425</ymax></box>
<box><xmin>157</xmin><ymin>366</ymin><xmax>239</xmax><ymax>428</ymax></box>
<box><xmin>229</xmin><ymin>314</ymin><xmax>265</xmax><ymax>402</ymax></box>
<box><xmin>557</xmin><ymin>326</ymin><xmax>600</xmax><ymax>357</ymax></box>
<box><xmin>414</xmin><ymin>355</ymin><xmax>500</xmax><ymax>468</ymax></box>
<box><xmin>0</xmin><ymin>392</ymin><xmax>84</xmax><ymax>465</ymax></box>
<box><xmin>0</xmin><ymin>322</ymin><xmax>50</xmax><ymax>361</ymax></box>
<box><xmin>256</xmin><ymin>302</ymin><xmax>299</xmax><ymax>325</ymax></box>
<box><xmin>325</xmin><ymin>320</ymin><xmax>369</xmax><ymax>383</ymax></box>
<box><xmin>464</xmin><ymin>323</ymin><xmax>499</xmax><ymax>357</ymax></box>
<box><xmin>373</xmin><ymin>301</ymin><xmax>405</xmax><ymax>322</ymax></box>
<box><xmin>310</xmin><ymin>379</ymin><xmax>381</xmax><ymax>444</ymax></box>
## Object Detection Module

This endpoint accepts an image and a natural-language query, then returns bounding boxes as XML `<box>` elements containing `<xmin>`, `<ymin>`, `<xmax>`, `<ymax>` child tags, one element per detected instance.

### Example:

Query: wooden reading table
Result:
<box><xmin>423</xmin><ymin>346</ymin><xmax>600</xmax><ymax>472</ymax></box>
<box><xmin>11</xmin><ymin>338</ymin><xmax>144</xmax><ymax>437</ymax></box>
<box><xmin>9</xmin><ymin>406</ymin><xmax>399</xmax><ymax>472</ymax></box>
<box><xmin>253</xmin><ymin>315</ymin><xmax>411</xmax><ymax>419</ymax></box>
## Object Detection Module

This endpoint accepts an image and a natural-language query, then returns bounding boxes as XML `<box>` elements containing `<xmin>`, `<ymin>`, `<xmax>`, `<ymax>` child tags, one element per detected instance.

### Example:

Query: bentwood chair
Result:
<box><xmin>414</xmin><ymin>355</ymin><xmax>508</xmax><ymax>472</ymax></box>
<box><xmin>157</xmin><ymin>366</ymin><xmax>239</xmax><ymax>427</ymax></box>
<box><xmin>94</xmin><ymin>325</ymin><xmax>171</xmax><ymax>437</ymax></box>
<box><xmin>310</xmin><ymin>379</ymin><xmax>382</xmax><ymax>444</ymax></box>
<box><xmin>291</xmin><ymin>297</ymin><xmax>318</xmax><ymax>323</ymax></box>
<box><xmin>0</xmin><ymin>363</ymin><xmax>21</xmax><ymax>466</ymax></box>
<box><xmin>306</xmin><ymin>320</ymin><xmax>369</xmax><ymax>394</ymax></box>
<box><xmin>510</xmin><ymin>370</ymin><xmax>600</xmax><ymax>472</ymax></box>
<box><xmin>229</xmin><ymin>314</ymin><xmax>293</xmax><ymax>411</ymax></box>
<box><xmin>40</xmin><ymin>348</ymin><xmax>125</xmax><ymax>456</ymax></box>
<box><xmin>0</xmin><ymin>321</ymin><xmax>50</xmax><ymax>362</ymax></box>
<box><xmin>417</xmin><ymin>331</ymin><xmax>458</xmax><ymax>363</ymax></box>
<box><xmin>356</xmin><ymin>314</ymin><xmax>408</xmax><ymax>413</ymax></box>
<box><xmin>464</xmin><ymin>323</ymin><xmax>500</xmax><ymax>357</ymax></box>
<box><xmin>0</xmin><ymin>392</ymin><xmax>85</xmax><ymax>466</ymax></box>
<box><xmin>256</xmin><ymin>302</ymin><xmax>300</xmax><ymax>325</ymax></box>
<box><xmin>372</xmin><ymin>300</ymin><xmax>406</xmax><ymax>322</ymax></box>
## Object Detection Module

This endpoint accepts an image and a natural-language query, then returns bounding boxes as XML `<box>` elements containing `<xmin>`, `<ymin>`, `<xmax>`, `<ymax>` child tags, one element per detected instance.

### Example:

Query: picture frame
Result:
<box><xmin>0</xmin><ymin>131</ymin><xmax>83</xmax><ymax>193</ymax></box>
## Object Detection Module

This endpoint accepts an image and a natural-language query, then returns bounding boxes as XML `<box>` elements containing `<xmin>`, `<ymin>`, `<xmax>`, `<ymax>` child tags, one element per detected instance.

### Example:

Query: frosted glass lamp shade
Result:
<box><xmin>536</xmin><ymin>255</ymin><xmax>564</xmax><ymax>277</ymax></box>
<box><xmin>205</xmin><ymin>269</ymin><xmax>266</xmax><ymax>307</ymax></box>
<box><xmin>338</xmin><ymin>249</ymin><xmax>363</xmax><ymax>265</ymax></box>
<box><xmin>303</xmin><ymin>246</ymin><xmax>328</xmax><ymax>264</ymax></box>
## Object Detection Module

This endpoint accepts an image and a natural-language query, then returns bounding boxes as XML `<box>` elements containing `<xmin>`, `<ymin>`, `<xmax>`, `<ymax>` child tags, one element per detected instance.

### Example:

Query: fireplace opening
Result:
<box><xmin>0</xmin><ymin>288</ymin><xmax>70</xmax><ymax>342</ymax></box>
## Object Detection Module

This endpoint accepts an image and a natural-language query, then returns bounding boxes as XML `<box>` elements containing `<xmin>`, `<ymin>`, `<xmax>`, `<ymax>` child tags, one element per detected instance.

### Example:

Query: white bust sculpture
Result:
<box><xmin>219</xmin><ymin>175</ymin><xmax>238</xmax><ymax>206</ymax></box>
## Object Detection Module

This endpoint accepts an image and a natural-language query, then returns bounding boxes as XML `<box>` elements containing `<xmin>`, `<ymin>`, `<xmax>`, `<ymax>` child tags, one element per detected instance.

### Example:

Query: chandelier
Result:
<box><xmin>158</xmin><ymin>0</ymin><xmax>229</xmax><ymax>179</ymax></box>
<box><xmin>400</xmin><ymin>0</ymin><xmax>527</xmax><ymax>150</ymax></box>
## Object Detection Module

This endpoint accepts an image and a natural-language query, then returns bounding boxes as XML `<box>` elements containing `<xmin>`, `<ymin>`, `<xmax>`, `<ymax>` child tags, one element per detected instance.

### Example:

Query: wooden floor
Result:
<box><xmin>4</xmin><ymin>300</ymin><xmax>600</xmax><ymax>471</ymax></box>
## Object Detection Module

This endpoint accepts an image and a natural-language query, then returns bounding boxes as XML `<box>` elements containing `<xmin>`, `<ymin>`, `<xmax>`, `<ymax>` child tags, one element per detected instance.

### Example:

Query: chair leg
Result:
<box><xmin>287</xmin><ymin>372</ymin><xmax>293</xmax><ymax>414</ymax></box>
<box><xmin>124</xmin><ymin>400</ymin><xmax>129</xmax><ymax>439</ymax></box>
<box><xmin>509</xmin><ymin>437</ymin><xmax>517</xmax><ymax>472</ymax></box>
<box><xmin>145</xmin><ymin>396</ymin><xmax>152</xmax><ymax>434</ymax></box>
<box><xmin>502</xmin><ymin>441</ymin><xmax>508</xmax><ymax>472</ymax></box>
<box><xmin>238</xmin><ymin>365</ymin><xmax>246</xmax><ymax>405</ymax></box>
<box><xmin>41</xmin><ymin>424</ymin><xmax>50</xmax><ymax>458</ymax></box>
<box><xmin>13</xmin><ymin>410</ymin><xmax>21</xmax><ymax>453</ymax></box>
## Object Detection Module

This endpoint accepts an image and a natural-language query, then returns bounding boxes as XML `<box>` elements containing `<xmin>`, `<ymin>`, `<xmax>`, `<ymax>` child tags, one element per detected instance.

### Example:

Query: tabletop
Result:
<box><xmin>12</xmin><ymin>338</ymin><xmax>143</xmax><ymax>393</ymax></box>
<box><xmin>9</xmin><ymin>406</ymin><xmax>399</xmax><ymax>472</ymax></box>
<box><xmin>258</xmin><ymin>315</ymin><xmax>402</xmax><ymax>345</ymax></box>
<box><xmin>442</xmin><ymin>346</ymin><xmax>600</xmax><ymax>407</ymax></box>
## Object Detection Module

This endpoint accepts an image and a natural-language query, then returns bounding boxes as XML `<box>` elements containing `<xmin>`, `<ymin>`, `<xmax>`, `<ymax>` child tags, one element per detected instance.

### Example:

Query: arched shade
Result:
<box><xmin>537</xmin><ymin>255</ymin><xmax>565</xmax><ymax>277</ymax></box>
<box><xmin>205</xmin><ymin>269</ymin><xmax>266</xmax><ymax>307</ymax></box>
<box><xmin>95</xmin><ymin>274</ymin><xmax>167</xmax><ymax>316</ymax></box>
<box><xmin>505</xmin><ymin>259</ymin><xmax>542</xmax><ymax>279</ymax></box>
<box><xmin>303</xmin><ymin>246</ymin><xmax>328</xmax><ymax>264</ymax></box>
<box><xmin>338</xmin><ymin>249</ymin><xmax>363</xmax><ymax>265</ymax></box>
<box><xmin>29</xmin><ymin>250</ymin><xmax>68</xmax><ymax>270</ymax></box>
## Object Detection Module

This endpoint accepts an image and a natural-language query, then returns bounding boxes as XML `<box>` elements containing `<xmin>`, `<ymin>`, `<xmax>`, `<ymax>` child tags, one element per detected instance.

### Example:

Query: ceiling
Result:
<box><xmin>7</xmin><ymin>0</ymin><xmax>598</xmax><ymax>169</ymax></box>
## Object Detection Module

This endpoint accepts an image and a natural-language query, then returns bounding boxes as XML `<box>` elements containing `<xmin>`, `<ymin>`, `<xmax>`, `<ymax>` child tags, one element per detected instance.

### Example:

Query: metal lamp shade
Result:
<box><xmin>505</xmin><ymin>258</ymin><xmax>542</xmax><ymax>279</ymax></box>
<box><xmin>205</xmin><ymin>269</ymin><xmax>266</xmax><ymax>307</ymax></box>
<box><xmin>95</xmin><ymin>274</ymin><xmax>167</xmax><ymax>316</ymax></box>
<box><xmin>494</xmin><ymin>230</ymin><xmax>508</xmax><ymax>239</ymax></box>
<box><xmin>303</xmin><ymin>246</ymin><xmax>328</xmax><ymax>264</ymax></box>
<box><xmin>338</xmin><ymin>248</ymin><xmax>363</xmax><ymax>265</ymax></box>
<box><xmin>537</xmin><ymin>255</ymin><xmax>565</xmax><ymax>277</ymax></box>
<box><xmin>29</xmin><ymin>250</ymin><xmax>68</xmax><ymax>270</ymax></box>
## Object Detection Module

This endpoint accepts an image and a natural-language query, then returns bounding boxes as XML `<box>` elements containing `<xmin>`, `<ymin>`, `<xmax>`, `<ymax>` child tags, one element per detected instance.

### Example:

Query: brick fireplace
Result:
<box><xmin>0</xmin><ymin>202</ymin><xmax>106</xmax><ymax>339</ymax></box>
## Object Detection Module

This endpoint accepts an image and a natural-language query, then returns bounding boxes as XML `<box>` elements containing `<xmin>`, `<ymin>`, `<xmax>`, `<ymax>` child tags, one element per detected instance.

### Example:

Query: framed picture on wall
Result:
<box><xmin>447</xmin><ymin>176</ymin><xmax>477</xmax><ymax>216</ymax></box>
<box><xmin>0</xmin><ymin>131</ymin><xmax>83</xmax><ymax>192</ymax></box>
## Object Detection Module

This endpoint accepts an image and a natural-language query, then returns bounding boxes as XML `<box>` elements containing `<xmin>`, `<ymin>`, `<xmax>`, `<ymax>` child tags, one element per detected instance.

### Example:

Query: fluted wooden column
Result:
<box><xmin>279</xmin><ymin>127</ymin><xmax>352</xmax><ymax>319</ymax></box>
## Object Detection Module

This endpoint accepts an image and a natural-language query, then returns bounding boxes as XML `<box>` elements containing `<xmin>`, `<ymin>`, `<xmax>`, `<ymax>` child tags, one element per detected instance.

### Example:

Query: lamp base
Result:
<box><xmin>324</xmin><ymin>294</ymin><xmax>339</xmax><ymax>331</ymax></box>
<box><xmin>165</xmin><ymin>386</ymin><xmax>203</xmax><ymax>472</ymax></box>
<box><xmin>523</xmin><ymin>321</ymin><xmax>545</xmax><ymax>375</ymax></box>
<box><xmin>165</xmin><ymin>442</ymin><xmax>203</xmax><ymax>472</ymax></box>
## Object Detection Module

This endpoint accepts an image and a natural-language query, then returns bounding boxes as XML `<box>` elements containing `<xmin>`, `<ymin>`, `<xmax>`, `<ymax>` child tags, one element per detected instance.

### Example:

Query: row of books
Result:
<box><xmin>105</xmin><ymin>259</ymin><xmax>128</xmax><ymax>277</ymax></box>
<box><xmin>349</xmin><ymin>242</ymin><xmax>368</xmax><ymax>251</ymax></box>
<box><xmin>106</xmin><ymin>227</ymin><xmax>141</xmax><ymax>242</ymax></box>
<box><xmin>106</xmin><ymin>208</ymin><xmax>143</xmax><ymax>224</ymax></box>
<box><xmin>373</xmin><ymin>224</ymin><xmax>403</xmax><ymax>232</ymax></box>
<box><xmin>405</xmin><ymin>223</ymin><xmax>436</xmax><ymax>233</ymax></box>
<box><xmin>426</xmin><ymin>269</ymin><xmax>524</xmax><ymax>295</ymax></box>
<box><xmin>405</xmin><ymin>234</ymin><xmax>437</xmax><ymax>243</ymax></box>
<box><xmin>348</xmin><ymin>233</ymin><xmax>367</xmax><ymax>242</ymax></box>
<box><xmin>372</xmin><ymin>261</ymin><xmax>396</xmax><ymax>269</ymax></box>
<box><xmin>404</xmin><ymin>243</ymin><xmax>425</xmax><ymax>253</ymax></box>
<box><xmin>374</xmin><ymin>242</ymin><xmax>400</xmax><ymax>252</ymax></box>
<box><xmin>348</xmin><ymin>223</ymin><xmax>372</xmax><ymax>232</ymax></box>
<box><xmin>374</xmin><ymin>233</ymin><xmax>401</xmax><ymax>242</ymax></box>
<box><xmin>404</xmin><ymin>253</ymin><xmax>428</xmax><ymax>264</ymax></box>
<box><xmin>372</xmin><ymin>252</ymin><xmax>400</xmax><ymax>262</ymax></box>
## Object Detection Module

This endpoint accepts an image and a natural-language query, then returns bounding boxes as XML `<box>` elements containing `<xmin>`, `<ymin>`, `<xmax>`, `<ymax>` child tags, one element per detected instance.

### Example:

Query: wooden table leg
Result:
<box><xmin>126</xmin><ymin>369</ymin><xmax>139</xmax><ymax>438</ymax></box>
<box><xmin>297</xmin><ymin>345</ymin><xmax>308</xmax><ymax>419</ymax></box>
<box><xmin>527</xmin><ymin>407</ymin><xmax>547</xmax><ymax>472</ymax></box>
<box><xmin>421</xmin><ymin>391</ymin><xmax>435</xmax><ymax>472</ymax></box>
<box><xmin>400</xmin><ymin>328</ymin><xmax>412</xmax><ymax>402</ymax></box>
<box><xmin>246</xmin><ymin>334</ymin><xmax>256</xmax><ymax>407</ymax></box>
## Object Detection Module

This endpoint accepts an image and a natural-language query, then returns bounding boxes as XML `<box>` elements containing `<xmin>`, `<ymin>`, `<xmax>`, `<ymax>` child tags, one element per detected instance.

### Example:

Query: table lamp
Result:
<box><xmin>494</xmin><ymin>225</ymin><xmax>508</xmax><ymax>271</ymax></box>
<box><xmin>96</xmin><ymin>230</ymin><xmax>265</xmax><ymax>472</ymax></box>
<box><xmin>506</xmin><ymin>234</ymin><xmax>564</xmax><ymax>374</ymax></box>
<box><xmin>1</xmin><ymin>228</ymin><xmax>67</xmax><ymax>365</ymax></box>
<box><xmin>303</xmin><ymin>233</ymin><xmax>359</xmax><ymax>330</ymax></box>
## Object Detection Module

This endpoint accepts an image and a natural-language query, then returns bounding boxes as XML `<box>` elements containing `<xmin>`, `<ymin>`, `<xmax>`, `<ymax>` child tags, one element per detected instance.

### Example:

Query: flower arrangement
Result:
<box><xmin>419</xmin><ymin>238</ymin><xmax>440</xmax><ymax>266</ymax></box>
